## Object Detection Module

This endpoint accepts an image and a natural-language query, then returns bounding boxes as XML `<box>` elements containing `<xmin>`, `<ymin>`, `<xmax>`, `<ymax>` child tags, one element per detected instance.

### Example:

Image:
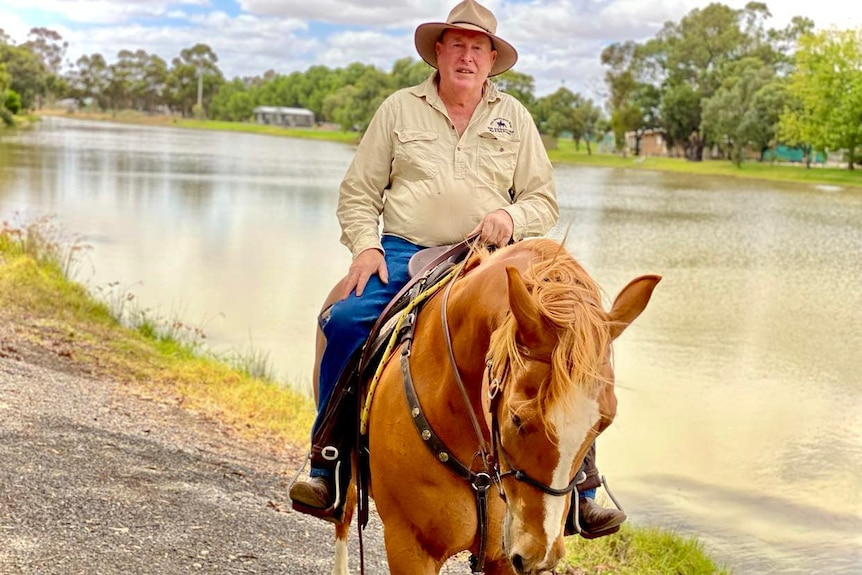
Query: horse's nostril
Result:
<box><xmin>511</xmin><ymin>554</ymin><xmax>525</xmax><ymax>574</ymax></box>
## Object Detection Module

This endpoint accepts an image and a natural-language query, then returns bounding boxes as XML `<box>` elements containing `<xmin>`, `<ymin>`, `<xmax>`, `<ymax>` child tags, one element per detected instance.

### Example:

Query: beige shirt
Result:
<box><xmin>338</xmin><ymin>73</ymin><xmax>559</xmax><ymax>257</ymax></box>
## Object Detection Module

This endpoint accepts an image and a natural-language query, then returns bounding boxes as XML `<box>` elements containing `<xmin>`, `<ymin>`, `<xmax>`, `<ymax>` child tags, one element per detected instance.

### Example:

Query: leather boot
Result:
<box><xmin>566</xmin><ymin>497</ymin><xmax>626</xmax><ymax>539</ymax></box>
<box><xmin>289</xmin><ymin>476</ymin><xmax>333</xmax><ymax>509</ymax></box>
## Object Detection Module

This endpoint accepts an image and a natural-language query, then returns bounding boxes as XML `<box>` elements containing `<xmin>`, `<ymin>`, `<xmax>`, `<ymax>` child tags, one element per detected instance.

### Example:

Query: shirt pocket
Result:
<box><xmin>393</xmin><ymin>129</ymin><xmax>440</xmax><ymax>181</ymax></box>
<box><xmin>477</xmin><ymin>133</ymin><xmax>519</xmax><ymax>192</ymax></box>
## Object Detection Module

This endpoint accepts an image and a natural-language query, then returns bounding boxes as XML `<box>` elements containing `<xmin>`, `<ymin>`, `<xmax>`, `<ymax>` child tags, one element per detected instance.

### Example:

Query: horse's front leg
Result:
<box><xmin>331</xmin><ymin>481</ymin><xmax>356</xmax><ymax>575</ymax></box>
<box><xmin>381</xmin><ymin>518</ymin><xmax>443</xmax><ymax>575</ymax></box>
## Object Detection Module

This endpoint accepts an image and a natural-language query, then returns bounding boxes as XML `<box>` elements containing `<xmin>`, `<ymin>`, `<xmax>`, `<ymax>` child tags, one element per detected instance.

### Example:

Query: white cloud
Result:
<box><xmin>0</xmin><ymin>7</ymin><xmax>32</xmax><ymax>42</ymax></box>
<box><xmin>58</xmin><ymin>12</ymin><xmax>317</xmax><ymax>78</ymax></box>
<box><xmin>4</xmin><ymin>0</ymin><xmax>861</xmax><ymax>98</ymax></box>
<box><xmin>238</xmin><ymin>0</ymin><xmax>439</xmax><ymax>28</ymax></box>
<box><xmin>1</xmin><ymin>0</ymin><xmax>206</xmax><ymax>25</ymax></box>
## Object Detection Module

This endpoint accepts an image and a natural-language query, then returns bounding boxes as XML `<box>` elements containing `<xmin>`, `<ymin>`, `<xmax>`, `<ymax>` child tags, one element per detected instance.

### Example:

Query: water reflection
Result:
<box><xmin>1</xmin><ymin>117</ymin><xmax>861</xmax><ymax>574</ymax></box>
<box><xmin>0</xmin><ymin>117</ymin><xmax>354</xmax><ymax>387</ymax></box>
<box><xmin>549</xmin><ymin>163</ymin><xmax>862</xmax><ymax>573</ymax></box>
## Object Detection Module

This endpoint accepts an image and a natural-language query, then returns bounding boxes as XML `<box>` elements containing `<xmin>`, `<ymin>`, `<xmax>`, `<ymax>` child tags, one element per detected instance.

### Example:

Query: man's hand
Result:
<box><xmin>470</xmin><ymin>209</ymin><xmax>514</xmax><ymax>248</ymax></box>
<box><xmin>340</xmin><ymin>248</ymin><xmax>388</xmax><ymax>299</ymax></box>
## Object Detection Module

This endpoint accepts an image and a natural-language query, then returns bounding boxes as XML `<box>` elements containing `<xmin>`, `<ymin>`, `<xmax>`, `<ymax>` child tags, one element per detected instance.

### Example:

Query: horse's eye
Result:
<box><xmin>511</xmin><ymin>413</ymin><xmax>522</xmax><ymax>429</ymax></box>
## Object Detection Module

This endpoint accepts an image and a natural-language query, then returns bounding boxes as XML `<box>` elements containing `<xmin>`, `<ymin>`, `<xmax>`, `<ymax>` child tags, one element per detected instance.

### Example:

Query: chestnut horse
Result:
<box><xmin>321</xmin><ymin>238</ymin><xmax>660</xmax><ymax>575</ymax></box>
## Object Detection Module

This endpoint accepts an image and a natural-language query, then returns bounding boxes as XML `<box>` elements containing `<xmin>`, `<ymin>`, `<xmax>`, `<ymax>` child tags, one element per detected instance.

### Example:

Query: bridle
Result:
<box><xmin>486</xmin><ymin>357</ymin><xmax>583</xmax><ymax>498</ymax></box>
<box><xmin>400</xmin><ymin>265</ymin><xmax>582</xmax><ymax>573</ymax></box>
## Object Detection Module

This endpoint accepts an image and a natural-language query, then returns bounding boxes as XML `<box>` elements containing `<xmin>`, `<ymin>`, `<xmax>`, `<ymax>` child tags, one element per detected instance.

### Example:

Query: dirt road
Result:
<box><xmin>0</xmin><ymin>326</ymin><xmax>461</xmax><ymax>575</ymax></box>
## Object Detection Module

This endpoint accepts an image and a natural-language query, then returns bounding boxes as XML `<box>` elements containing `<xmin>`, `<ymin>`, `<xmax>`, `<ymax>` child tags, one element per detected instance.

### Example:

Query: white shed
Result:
<box><xmin>253</xmin><ymin>106</ymin><xmax>315</xmax><ymax>128</ymax></box>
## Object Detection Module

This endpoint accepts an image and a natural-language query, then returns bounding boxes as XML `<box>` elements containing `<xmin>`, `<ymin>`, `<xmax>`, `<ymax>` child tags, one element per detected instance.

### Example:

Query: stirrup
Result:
<box><xmin>567</xmin><ymin>475</ymin><xmax>626</xmax><ymax>539</ymax></box>
<box><xmin>288</xmin><ymin>452</ymin><xmax>346</xmax><ymax>524</ymax></box>
<box><xmin>286</xmin><ymin>450</ymin><xmax>310</xmax><ymax>502</ymax></box>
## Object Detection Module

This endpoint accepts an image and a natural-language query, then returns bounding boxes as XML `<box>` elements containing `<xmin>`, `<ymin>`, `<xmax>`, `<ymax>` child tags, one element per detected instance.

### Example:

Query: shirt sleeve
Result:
<box><xmin>336</xmin><ymin>97</ymin><xmax>395</xmax><ymax>258</ymax></box>
<box><xmin>501</xmin><ymin>103</ymin><xmax>559</xmax><ymax>240</ymax></box>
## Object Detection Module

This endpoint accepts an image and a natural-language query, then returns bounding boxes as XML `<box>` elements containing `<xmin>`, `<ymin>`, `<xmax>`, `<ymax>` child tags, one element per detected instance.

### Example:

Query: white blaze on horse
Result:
<box><xmin>321</xmin><ymin>238</ymin><xmax>660</xmax><ymax>575</ymax></box>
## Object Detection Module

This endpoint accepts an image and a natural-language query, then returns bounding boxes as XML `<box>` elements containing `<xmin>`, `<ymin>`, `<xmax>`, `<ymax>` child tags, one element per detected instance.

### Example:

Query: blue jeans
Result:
<box><xmin>310</xmin><ymin>235</ymin><xmax>424</xmax><ymax>477</ymax></box>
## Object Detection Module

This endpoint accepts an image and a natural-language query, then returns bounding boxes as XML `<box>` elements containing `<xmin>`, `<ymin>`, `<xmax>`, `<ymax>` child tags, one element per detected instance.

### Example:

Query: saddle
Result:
<box><xmin>291</xmin><ymin>238</ymin><xmax>473</xmax><ymax>524</ymax></box>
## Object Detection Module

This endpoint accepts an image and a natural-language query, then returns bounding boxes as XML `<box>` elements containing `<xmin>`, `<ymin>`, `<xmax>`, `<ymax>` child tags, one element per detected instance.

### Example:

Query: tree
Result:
<box><xmin>23</xmin><ymin>27</ymin><xmax>67</xmax><ymax>107</ymax></box>
<box><xmin>139</xmin><ymin>52</ymin><xmax>168</xmax><ymax>112</ymax></box>
<box><xmin>646</xmin><ymin>3</ymin><xmax>747</xmax><ymax>159</ymax></box>
<box><xmin>70</xmin><ymin>53</ymin><xmax>110</xmax><ymax>109</ymax></box>
<box><xmin>166</xmin><ymin>44</ymin><xmax>224</xmax><ymax>117</ymax></box>
<box><xmin>390</xmin><ymin>57</ymin><xmax>433</xmax><ymax>90</ymax></box>
<box><xmin>0</xmin><ymin>41</ymin><xmax>46</xmax><ymax>110</ymax></box>
<box><xmin>299</xmin><ymin>65</ymin><xmax>344</xmax><ymax>120</ymax></box>
<box><xmin>571</xmin><ymin>99</ymin><xmax>603</xmax><ymax>155</ymax></box>
<box><xmin>322</xmin><ymin>65</ymin><xmax>391</xmax><ymax>132</ymax></box>
<box><xmin>107</xmin><ymin>50</ymin><xmax>135</xmax><ymax>110</ymax></box>
<box><xmin>534</xmin><ymin>86</ymin><xmax>582</xmax><ymax>137</ymax></box>
<box><xmin>779</xmin><ymin>28</ymin><xmax>862</xmax><ymax>169</ymax></box>
<box><xmin>601</xmin><ymin>41</ymin><xmax>648</xmax><ymax>155</ymax></box>
<box><xmin>638</xmin><ymin>2</ymin><xmax>798</xmax><ymax>160</ymax></box>
<box><xmin>493</xmin><ymin>69</ymin><xmax>536</xmax><ymax>109</ymax></box>
<box><xmin>0</xmin><ymin>62</ymin><xmax>8</xmax><ymax>94</ymax></box>
<box><xmin>0</xmin><ymin>62</ymin><xmax>13</xmax><ymax>125</ymax></box>
<box><xmin>702</xmin><ymin>57</ymin><xmax>785</xmax><ymax>165</ymax></box>
<box><xmin>4</xmin><ymin>88</ymin><xmax>22</xmax><ymax>114</ymax></box>
<box><xmin>210</xmin><ymin>79</ymin><xmax>254</xmax><ymax>121</ymax></box>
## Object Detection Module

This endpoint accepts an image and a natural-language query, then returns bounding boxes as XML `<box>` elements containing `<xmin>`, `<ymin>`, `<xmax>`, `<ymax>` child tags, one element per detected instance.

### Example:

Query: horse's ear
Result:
<box><xmin>608</xmin><ymin>274</ymin><xmax>662</xmax><ymax>340</ymax></box>
<box><xmin>506</xmin><ymin>266</ymin><xmax>544</xmax><ymax>344</ymax></box>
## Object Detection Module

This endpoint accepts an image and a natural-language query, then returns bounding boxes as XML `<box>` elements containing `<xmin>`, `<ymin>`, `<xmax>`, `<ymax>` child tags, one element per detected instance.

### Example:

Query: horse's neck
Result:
<box><xmin>414</xmin><ymin>251</ymin><xmax>532</xmax><ymax>431</ymax></box>
<box><xmin>412</xmin><ymin>295</ymin><xmax>496</xmax><ymax>436</ymax></box>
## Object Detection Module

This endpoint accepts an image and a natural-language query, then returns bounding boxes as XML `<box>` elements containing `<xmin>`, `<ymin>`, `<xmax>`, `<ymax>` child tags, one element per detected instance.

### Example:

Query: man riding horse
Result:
<box><xmin>289</xmin><ymin>0</ymin><xmax>626</xmax><ymax>539</ymax></box>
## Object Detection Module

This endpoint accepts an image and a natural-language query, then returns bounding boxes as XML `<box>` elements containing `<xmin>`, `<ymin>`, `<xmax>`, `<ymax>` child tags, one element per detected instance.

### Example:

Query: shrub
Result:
<box><xmin>0</xmin><ymin>106</ymin><xmax>14</xmax><ymax>127</ymax></box>
<box><xmin>4</xmin><ymin>89</ymin><xmax>21</xmax><ymax>114</ymax></box>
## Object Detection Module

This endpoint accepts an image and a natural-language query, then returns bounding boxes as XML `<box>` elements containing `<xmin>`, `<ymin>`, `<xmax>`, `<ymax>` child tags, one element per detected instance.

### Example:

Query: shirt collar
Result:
<box><xmin>410</xmin><ymin>72</ymin><xmax>501</xmax><ymax>106</ymax></box>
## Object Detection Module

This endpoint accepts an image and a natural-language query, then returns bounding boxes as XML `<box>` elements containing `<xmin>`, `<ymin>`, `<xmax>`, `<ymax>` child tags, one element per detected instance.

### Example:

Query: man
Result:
<box><xmin>289</xmin><ymin>0</ymin><xmax>624</xmax><ymax>539</ymax></box>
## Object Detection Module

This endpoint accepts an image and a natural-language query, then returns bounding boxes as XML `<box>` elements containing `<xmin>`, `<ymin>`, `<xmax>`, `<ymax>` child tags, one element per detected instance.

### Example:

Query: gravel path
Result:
<box><xmin>0</xmin><ymin>327</ymin><xmax>472</xmax><ymax>575</ymax></box>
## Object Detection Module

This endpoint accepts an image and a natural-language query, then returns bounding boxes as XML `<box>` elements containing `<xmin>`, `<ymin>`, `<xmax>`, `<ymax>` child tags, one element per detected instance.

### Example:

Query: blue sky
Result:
<box><xmin>1</xmin><ymin>0</ymin><xmax>859</xmax><ymax>98</ymax></box>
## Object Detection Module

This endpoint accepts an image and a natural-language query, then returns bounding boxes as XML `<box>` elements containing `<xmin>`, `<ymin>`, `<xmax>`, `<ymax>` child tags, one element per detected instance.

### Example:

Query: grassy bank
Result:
<box><xmin>0</xmin><ymin>219</ymin><xmax>315</xmax><ymax>447</ymax></box>
<box><xmin>548</xmin><ymin>139</ymin><xmax>862</xmax><ymax>189</ymax></box>
<box><xmin>35</xmin><ymin>108</ymin><xmax>861</xmax><ymax>190</ymax></box>
<box><xmin>36</xmin><ymin>108</ymin><xmax>359</xmax><ymax>144</ymax></box>
<box><xmin>0</xmin><ymin>219</ymin><xmax>730</xmax><ymax>574</ymax></box>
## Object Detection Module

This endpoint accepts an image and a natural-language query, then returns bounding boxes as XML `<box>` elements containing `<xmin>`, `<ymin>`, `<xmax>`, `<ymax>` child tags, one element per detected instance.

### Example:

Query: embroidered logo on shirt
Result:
<box><xmin>488</xmin><ymin>117</ymin><xmax>514</xmax><ymax>136</ymax></box>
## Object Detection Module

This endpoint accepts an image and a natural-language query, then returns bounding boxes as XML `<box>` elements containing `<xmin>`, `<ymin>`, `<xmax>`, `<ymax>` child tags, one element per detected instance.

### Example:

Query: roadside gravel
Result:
<box><xmin>0</xmin><ymin>324</ymin><xmax>471</xmax><ymax>575</ymax></box>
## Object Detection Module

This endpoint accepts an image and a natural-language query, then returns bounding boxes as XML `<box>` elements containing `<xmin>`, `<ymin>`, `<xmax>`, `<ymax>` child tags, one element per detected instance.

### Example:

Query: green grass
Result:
<box><xmin>561</xmin><ymin>524</ymin><xmax>731</xmax><ymax>574</ymax></box>
<box><xmin>549</xmin><ymin>138</ymin><xmax>862</xmax><ymax>189</ymax></box>
<box><xmin>175</xmin><ymin>118</ymin><xmax>360</xmax><ymax>144</ymax></box>
<box><xmin>0</xmin><ymin>217</ymin><xmax>315</xmax><ymax>445</ymax></box>
<box><xmin>37</xmin><ymin>108</ymin><xmax>360</xmax><ymax>145</ymax></box>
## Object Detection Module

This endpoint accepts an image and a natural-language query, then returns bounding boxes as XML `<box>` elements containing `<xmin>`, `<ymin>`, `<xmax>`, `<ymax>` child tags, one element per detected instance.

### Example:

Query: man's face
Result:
<box><xmin>435</xmin><ymin>29</ymin><xmax>498</xmax><ymax>92</ymax></box>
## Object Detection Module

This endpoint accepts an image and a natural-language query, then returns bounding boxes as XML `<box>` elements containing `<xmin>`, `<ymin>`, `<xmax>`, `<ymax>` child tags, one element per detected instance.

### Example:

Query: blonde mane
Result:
<box><xmin>485</xmin><ymin>239</ymin><xmax>611</xmax><ymax>427</ymax></box>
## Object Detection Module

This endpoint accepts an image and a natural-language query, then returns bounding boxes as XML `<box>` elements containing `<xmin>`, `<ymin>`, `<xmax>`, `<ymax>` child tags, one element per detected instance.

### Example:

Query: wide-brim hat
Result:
<box><xmin>414</xmin><ymin>0</ymin><xmax>518</xmax><ymax>77</ymax></box>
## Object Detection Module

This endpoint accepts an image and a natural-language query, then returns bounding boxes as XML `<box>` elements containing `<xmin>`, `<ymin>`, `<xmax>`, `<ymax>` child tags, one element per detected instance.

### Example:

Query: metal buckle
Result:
<box><xmin>321</xmin><ymin>446</ymin><xmax>339</xmax><ymax>461</ymax></box>
<box><xmin>471</xmin><ymin>472</ymin><xmax>492</xmax><ymax>493</ymax></box>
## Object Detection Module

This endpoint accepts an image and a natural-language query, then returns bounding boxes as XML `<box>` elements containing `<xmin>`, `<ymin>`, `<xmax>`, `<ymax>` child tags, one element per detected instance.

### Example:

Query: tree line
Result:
<box><xmin>602</xmin><ymin>2</ymin><xmax>860</xmax><ymax>168</ymax></box>
<box><xmin>1</xmin><ymin>2</ymin><xmax>859</xmax><ymax>168</ymax></box>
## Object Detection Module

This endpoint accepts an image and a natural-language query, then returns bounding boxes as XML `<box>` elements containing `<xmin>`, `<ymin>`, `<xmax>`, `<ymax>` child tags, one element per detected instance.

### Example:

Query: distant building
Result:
<box><xmin>253</xmin><ymin>106</ymin><xmax>315</xmax><ymax>128</ymax></box>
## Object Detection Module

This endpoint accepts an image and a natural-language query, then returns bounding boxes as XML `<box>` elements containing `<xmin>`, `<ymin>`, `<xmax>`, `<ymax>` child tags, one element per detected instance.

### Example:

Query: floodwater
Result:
<box><xmin>1</xmin><ymin>117</ymin><xmax>860</xmax><ymax>574</ymax></box>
